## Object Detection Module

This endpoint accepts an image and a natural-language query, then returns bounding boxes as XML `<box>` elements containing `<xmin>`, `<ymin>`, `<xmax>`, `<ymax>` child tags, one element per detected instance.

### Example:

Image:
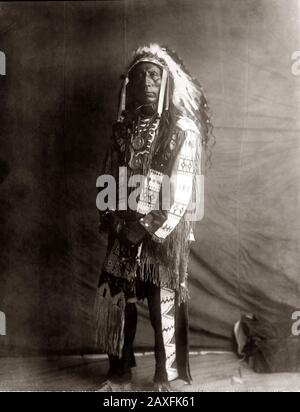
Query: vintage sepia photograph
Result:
<box><xmin>0</xmin><ymin>0</ymin><xmax>300</xmax><ymax>396</ymax></box>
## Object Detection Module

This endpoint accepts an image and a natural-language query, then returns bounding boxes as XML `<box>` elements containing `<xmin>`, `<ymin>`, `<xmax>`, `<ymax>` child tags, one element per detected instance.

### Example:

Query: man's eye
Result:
<box><xmin>130</xmin><ymin>71</ymin><xmax>160</xmax><ymax>82</ymax></box>
<box><xmin>131</xmin><ymin>74</ymin><xmax>141</xmax><ymax>83</ymax></box>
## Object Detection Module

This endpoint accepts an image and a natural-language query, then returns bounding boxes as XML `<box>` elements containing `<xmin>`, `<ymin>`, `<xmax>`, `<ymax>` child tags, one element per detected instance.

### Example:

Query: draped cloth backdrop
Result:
<box><xmin>0</xmin><ymin>0</ymin><xmax>299</xmax><ymax>355</ymax></box>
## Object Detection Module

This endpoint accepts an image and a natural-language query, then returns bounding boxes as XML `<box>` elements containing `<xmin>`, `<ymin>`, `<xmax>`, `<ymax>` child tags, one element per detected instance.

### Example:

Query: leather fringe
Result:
<box><xmin>138</xmin><ymin>256</ymin><xmax>190</xmax><ymax>305</ymax></box>
<box><xmin>94</xmin><ymin>283</ymin><xmax>126</xmax><ymax>357</ymax></box>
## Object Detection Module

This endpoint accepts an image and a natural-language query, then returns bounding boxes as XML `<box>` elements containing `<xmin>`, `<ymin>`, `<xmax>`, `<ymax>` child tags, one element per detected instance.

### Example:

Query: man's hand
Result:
<box><xmin>122</xmin><ymin>220</ymin><xmax>148</xmax><ymax>245</ymax></box>
<box><xmin>99</xmin><ymin>212</ymin><xmax>147</xmax><ymax>245</ymax></box>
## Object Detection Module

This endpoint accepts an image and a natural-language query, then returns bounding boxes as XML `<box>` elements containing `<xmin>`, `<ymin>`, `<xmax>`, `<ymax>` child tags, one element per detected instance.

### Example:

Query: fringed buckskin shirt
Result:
<box><xmin>98</xmin><ymin>112</ymin><xmax>202</xmax><ymax>304</ymax></box>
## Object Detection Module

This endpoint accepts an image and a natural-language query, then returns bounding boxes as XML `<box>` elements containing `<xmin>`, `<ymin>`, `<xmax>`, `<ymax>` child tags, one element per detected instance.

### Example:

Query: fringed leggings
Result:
<box><xmin>107</xmin><ymin>280</ymin><xmax>190</xmax><ymax>384</ymax></box>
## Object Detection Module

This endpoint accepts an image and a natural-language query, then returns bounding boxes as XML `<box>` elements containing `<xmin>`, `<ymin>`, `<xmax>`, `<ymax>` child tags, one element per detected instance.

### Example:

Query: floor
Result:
<box><xmin>0</xmin><ymin>352</ymin><xmax>299</xmax><ymax>392</ymax></box>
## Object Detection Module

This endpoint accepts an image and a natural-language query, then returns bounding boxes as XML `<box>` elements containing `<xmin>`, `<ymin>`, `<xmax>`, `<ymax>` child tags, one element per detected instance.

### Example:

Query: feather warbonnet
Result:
<box><xmin>118</xmin><ymin>43</ymin><xmax>214</xmax><ymax>172</ymax></box>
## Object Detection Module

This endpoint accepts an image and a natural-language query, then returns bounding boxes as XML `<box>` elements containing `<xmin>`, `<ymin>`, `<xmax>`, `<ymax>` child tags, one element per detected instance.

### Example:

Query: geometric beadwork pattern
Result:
<box><xmin>154</xmin><ymin>130</ymin><xmax>198</xmax><ymax>240</ymax></box>
<box><xmin>137</xmin><ymin>169</ymin><xmax>164</xmax><ymax>215</ymax></box>
<box><xmin>103</xmin><ymin>239</ymin><xmax>123</xmax><ymax>277</ymax></box>
<box><xmin>160</xmin><ymin>287</ymin><xmax>178</xmax><ymax>382</ymax></box>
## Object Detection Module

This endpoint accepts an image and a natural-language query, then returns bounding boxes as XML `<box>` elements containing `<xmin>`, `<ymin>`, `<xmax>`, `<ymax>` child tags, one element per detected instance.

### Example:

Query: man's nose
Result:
<box><xmin>142</xmin><ymin>73</ymin><xmax>153</xmax><ymax>88</ymax></box>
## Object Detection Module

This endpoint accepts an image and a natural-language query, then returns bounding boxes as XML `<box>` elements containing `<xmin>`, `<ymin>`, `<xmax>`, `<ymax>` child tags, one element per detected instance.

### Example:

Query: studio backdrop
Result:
<box><xmin>0</xmin><ymin>0</ymin><xmax>300</xmax><ymax>355</ymax></box>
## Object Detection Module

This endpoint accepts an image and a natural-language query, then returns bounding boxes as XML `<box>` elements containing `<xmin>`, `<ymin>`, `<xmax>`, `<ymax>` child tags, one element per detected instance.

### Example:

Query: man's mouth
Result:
<box><xmin>144</xmin><ymin>92</ymin><xmax>155</xmax><ymax>97</ymax></box>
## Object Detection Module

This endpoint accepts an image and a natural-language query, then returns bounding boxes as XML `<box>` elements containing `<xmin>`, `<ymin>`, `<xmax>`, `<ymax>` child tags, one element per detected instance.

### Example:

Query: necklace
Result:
<box><xmin>129</xmin><ymin>115</ymin><xmax>160</xmax><ymax>170</ymax></box>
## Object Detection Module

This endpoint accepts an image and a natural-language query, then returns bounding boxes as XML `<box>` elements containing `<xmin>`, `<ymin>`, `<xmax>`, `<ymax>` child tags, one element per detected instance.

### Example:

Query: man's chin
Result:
<box><xmin>142</xmin><ymin>98</ymin><xmax>157</xmax><ymax>105</ymax></box>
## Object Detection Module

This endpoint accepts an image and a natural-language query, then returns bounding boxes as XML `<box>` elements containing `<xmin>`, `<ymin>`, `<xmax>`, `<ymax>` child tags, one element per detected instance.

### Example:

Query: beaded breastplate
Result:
<box><xmin>128</xmin><ymin>116</ymin><xmax>160</xmax><ymax>171</ymax></box>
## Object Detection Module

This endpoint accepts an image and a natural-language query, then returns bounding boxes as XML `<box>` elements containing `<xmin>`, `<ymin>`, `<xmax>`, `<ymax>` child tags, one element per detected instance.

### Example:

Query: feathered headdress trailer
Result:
<box><xmin>117</xmin><ymin>43</ymin><xmax>214</xmax><ymax>169</ymax></box>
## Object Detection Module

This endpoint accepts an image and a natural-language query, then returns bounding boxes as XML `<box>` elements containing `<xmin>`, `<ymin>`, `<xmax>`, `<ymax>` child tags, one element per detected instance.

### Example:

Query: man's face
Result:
<box><xmin>129</xmin><ymin>62</ymin><xmax>162</xmax><ymax>107</ymax></box>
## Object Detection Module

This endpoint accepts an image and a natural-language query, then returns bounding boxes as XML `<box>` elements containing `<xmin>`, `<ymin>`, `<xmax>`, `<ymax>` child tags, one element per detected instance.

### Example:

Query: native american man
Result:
<box><xmin>95</xmin><ymin>44</ymin><xmax>212</xmax><ymax>391</ymax></box>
